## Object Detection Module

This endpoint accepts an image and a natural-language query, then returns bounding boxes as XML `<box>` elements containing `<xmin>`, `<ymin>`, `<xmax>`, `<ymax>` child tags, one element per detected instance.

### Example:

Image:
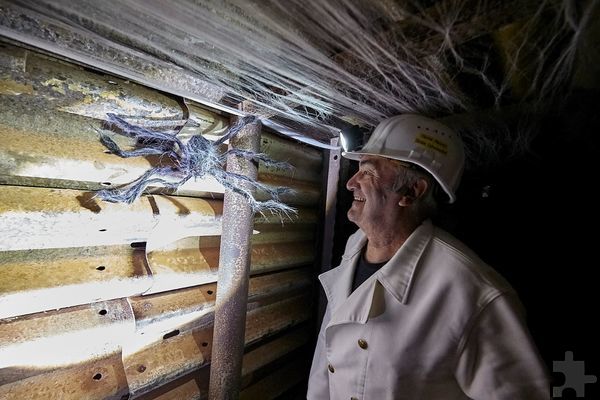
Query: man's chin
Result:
<box><xmin>347</xmin><ymin>209</ymin><xmax>360</xmax><ymax>226</ymax></box>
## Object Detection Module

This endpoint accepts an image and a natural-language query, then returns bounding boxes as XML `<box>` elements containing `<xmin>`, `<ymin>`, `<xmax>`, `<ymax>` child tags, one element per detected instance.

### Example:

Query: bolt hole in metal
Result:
<box><xmin>93</xmin><ymin>373</ymin><xmax>102</xmax><ymax>380</ymax></box>
<box><xmin>99</xmin><ymin>309</ymin><xmax>108</xmax><ymax>316</ymax></box>
<box><xmin>163</xmin><ymin>329</ymin><xmax>180</xmax><ymax>340</ymax></box>
<box><xmin>96</xmin><ymin>265</ymin><xmax>106</xmax><ymax>271</ymax></box>
<box><xmin>207</xmin><ymin>290</ymin><xmax>214</xmax><ymax>295</ymax></box>
<box><xmin>202</xmin><ymin>342</ymin><xmax>209</xmax><ymax>347</ymax></box>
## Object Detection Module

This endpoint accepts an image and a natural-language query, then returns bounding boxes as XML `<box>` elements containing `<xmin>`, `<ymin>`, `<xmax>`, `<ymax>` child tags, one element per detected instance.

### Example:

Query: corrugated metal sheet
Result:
<box><xmin>0</xmin><ymin>44</ymin><xmax>322</xmax><ymax>205</ymax></box>
<box><xmin>0</xmin><ymin>40</ymin><xmax>323</xmax><ymax>399</ymax></box>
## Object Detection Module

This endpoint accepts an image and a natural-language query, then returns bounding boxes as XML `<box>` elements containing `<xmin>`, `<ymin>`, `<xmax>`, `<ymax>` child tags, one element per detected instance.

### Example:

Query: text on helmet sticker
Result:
<box><xmin>415</xmin><ymin>133</ymin><xmax>448</xmax><ymax>155</ymax></box>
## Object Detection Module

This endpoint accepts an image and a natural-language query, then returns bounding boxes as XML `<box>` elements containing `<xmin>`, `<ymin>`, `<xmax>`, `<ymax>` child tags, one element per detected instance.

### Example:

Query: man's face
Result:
<box><xmin>346</xmin><ymin>155</ymin><xmax>404</xmax><ymax>232</ymax></box>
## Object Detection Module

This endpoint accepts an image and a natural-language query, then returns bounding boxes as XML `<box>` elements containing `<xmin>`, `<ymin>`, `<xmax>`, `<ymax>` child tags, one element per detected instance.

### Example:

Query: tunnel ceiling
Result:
<box><xmin>0</xmin><ymin>0</ymin><xmax>598</xmax><ymax>162</ymax></box>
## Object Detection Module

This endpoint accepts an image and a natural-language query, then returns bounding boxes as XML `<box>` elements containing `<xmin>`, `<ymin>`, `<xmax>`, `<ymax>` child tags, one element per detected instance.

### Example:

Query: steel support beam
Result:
<box><xmin>208</xmin><ymin>116</ymin><xmax>261</xmax><ymax>400</ymax></box>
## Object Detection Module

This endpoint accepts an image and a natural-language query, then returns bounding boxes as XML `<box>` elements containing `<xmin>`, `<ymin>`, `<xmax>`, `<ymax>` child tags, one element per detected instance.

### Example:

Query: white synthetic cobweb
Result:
<box><xmin>15</xmin><ymin>0</ymin><xmax>597</xmax><ymax>166</ymax></box>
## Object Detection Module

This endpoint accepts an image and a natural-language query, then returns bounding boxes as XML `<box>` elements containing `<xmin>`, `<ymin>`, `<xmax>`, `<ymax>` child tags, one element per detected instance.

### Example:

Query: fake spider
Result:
<box><xmin>96</xmin><ymin>113</ymin><xmax>296</xmax><ymax>218</ymax></box>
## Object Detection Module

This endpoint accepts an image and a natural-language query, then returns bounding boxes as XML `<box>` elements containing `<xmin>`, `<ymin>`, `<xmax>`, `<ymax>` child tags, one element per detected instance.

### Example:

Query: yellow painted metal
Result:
<box><xmin>133</xmin><ymin>369</ymin><xmax>210</xmax><ymax>400</ymax></box>
<box><xmin>0</xmin><ymin>42</ymin><xmax>322</xmax><ymax>400</ymax></box>
<box><xmin>0</xmin><ymin>245</ymin><xmax>151</xmax><ymax>319</ymax></box>
<box><xmin>255</xmin><ymin>172</ymin><xmax>321</xmax><ymax>205</ymax></box>
<box><xmin>129</xmin><ymin>268</ymin><xmax>310</xmax><ymax>334</ymax></box>
<box><xmin>123</xmin><ymin>293</ymin><xmax>311</xmax><ymax>397</ymax></box>
<box><xmin>0</xmin><ymin>298</ymin><xmax>134</xmax><ymax>387</ymax></box>
<box><xmin>0</xmin><ymin>44</ymin><xmax>230</xmax><ymax>195</ymax></box>
<box><xmin>145</xmin><ymin>233</ymin><xmax>314</xmax><ymax>294</ymax></box>
<box><xmin>0</xmin><ymin>352</ymin><xmax>129</xmax><ymax>400</ymax></box>
<box><xmin>258</xmin><ymin>133</ymin><xmax>322</xmax><ymax>183</ymax></box>
<box><xmin>0</xmin><ymin>187</ymin><xmax>315</xmax><ymax>316</ymax></box>
<box><xmin>123</xmin><ymin>318</ymin><xmax>214</xmax><ymax>397</ymax></box>
<box><xmin>0</xmin><ymin>270</ymin><xmax>310</xmax><ymax>398</ymax></box>
<box><xmin>129</xmin><ymin>282</ymin><xmax>218</xmax><ymax>332</ymax></box>
<box><xmin>133</xmin><ymin>326</ymin><xmax>310</xmax><ymax>400</ymax></box>
<box><xmin>0</xmin><ymin>44</ymin><xmax>322</xmax><ymax>203</ymax></box>
<box><xmin>0</xmin><ymin>185</ymin><xmax>223</xmax><ymax>251</ymax></box>
<box><xmin>240</xmin><ymin>327</ymin><xmax>310</xmax><ymax>385</ymax></box>
<box><xmin>0</xmin><ymin>46</ymin><xmax>189</xmax><ymax>121</ymax></box>
<box><xmin>0</xmin><ymin>298</ymin><xmax>134</xmax><ymax>350</ymax></box>
<box><xmin>0</xmin><ymin>120</ymin><xmax>321</xmax><ymax>204</ymax></box>
<box><xmin>0</xmin><ymin>185</ymin><xmax>316</xmax><ymax>252</ymax></box>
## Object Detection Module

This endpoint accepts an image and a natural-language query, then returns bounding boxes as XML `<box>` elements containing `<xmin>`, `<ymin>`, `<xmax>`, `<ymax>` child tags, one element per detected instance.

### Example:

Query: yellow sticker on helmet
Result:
<box><xmin>415</xmin><ymin>133</ymin><xmax>448</xmax><ymax>155</ymax></box>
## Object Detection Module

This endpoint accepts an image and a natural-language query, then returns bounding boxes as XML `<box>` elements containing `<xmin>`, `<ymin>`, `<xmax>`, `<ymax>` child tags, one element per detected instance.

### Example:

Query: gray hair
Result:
<box><xmin>392</xmin><ymin>164</ymin><xmax>439</xmax><ymax>221</ymax></box>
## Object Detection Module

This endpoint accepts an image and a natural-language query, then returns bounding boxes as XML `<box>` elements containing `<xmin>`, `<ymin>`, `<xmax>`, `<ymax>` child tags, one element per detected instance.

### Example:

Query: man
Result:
<box><xmin>307</xmin><ymin>114</ymin><xmax>549</xmax><ymax>399</ymax></box>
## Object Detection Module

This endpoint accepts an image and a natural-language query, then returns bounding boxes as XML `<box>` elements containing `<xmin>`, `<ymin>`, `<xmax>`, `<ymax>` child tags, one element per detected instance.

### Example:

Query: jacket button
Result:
<box><xmin>328</xmin><ymin>364</ymin><xmax>335</xmax><ymax>373</ymax></box>
<box><xmin>357</xmin><ymin>339</ymin><xmax>368</xmax><ymax>349</ymax></box>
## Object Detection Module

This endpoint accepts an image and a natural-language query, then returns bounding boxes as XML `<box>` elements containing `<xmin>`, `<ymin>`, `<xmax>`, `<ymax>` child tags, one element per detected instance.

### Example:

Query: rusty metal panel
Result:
<box><xmin>129</xmin><ymin>268</ymin><xmax>310</xmax><ymax>335</ymax></box>
<box><xmin>123</xmin><ymin>319</ymin><xmax>213</xmax><ymax>397</ymax></box>
<box><xmin>0</xmin><ymin>299</ymin><xmax>134</xmax><ymax>388</ymax></box>
<box><xmin>255</xmin><ymin>172</ymin><xmax>321</xmax><ymax>206</ymax></box>
<box><xmin>0</xmin><ymin>201</ymin><xmax>314</xmax><ymax>317</ymax></box>
<box><xmin>243</xmin><ymin>294</ymin><xmax>311</xmax><ymax>346</ymax></box>
<box><xmin>129</xmin><ymin>283</ymin><xmax>217</xmax><ymax>334</ymax></box>
<box><xmin>239</xmin><ymin>359</ymin><xmax>306</xmax><ymax>400</ymax></box>
<box><xmin>0</xmin><ymin>37</ymin><xmax>323</xmax><ymax>400</ymax></box>
<box><xmin>0</xmin><ymin>185</ymin><xmax>316</xmax><ymax>252</ymax></box>
<box><xmin>247</xmin><ymin>268</ymin><xmax>311</xmax><ymax>302</ymax></box>
<box><xmin>142</xmin><ymin>226</ymin><xmax>314</xmax><ymax>294</ymax></box>
<box><xmin>133</xmin><ymin>326</ymin><xmax>310</xmax><ymax>400</ymax></box>
<box><xmin>0</xmin><ymin>245</ymin><xmax>151</xmax><ymax>319</ymax></box>
<box><xmin>123</xmin><ymin>293</ymin><xmax>310</xmax><ymax>397</ymax></box>
<box><xmin>0</xmin><ymin>352</ymin><xmax>130</xmax><ymax>400</ymax></box>
<box><xmin>258</xmin><ymin>133</ymin><xmax>322</xmax><ymax>184</ymax></box>
<box><xmin>0</xmin><ymin>44</ymin><xmax>228</xmax><ymax>195</ymax></box>
<box><xmin>240</xmin><ymin>327</ymin><xmax>309</xmax><ymax>385</ymax></box>
<box><xmin>133</xmin><ymin>368</ymin><xmax>210</xmax><ymax>400</ymax></box>
<box><xmin>0</xmin><ymin>271</ymin><xmax>310</xmax><ymax>398</ymax></box>
<box><xmin>0</xmin><ymin>4</ymin><xmax>230</xmax><ymax>113</ymax></box>
<box><xmin>145</xmin><ymin>237</ymin><xmax>314</xmax><ymax>294</ymax></box>
<box><xmin>0</xmin><ymin>186</ymin><xmax>223</xmax><ymax>251</ymax></box>
<box><xmin>0</xmin><ymin>43</ymin><xmax>322</xmax><ymax>202</ymax></box>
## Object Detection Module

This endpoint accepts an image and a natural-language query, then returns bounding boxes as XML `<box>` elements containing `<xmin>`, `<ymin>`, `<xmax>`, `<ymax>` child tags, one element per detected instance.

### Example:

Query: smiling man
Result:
<box><xmin>307</xmin><ymin>114</ymin><xmax>549</xmax><ymax>400</ymax></box>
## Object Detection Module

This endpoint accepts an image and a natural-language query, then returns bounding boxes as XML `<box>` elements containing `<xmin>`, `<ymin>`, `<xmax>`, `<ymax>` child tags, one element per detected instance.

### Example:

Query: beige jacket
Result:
<box><xmin>308</xmin><ymin>220</ymin><xmax>549</xmax><ymax>400</ymax></box>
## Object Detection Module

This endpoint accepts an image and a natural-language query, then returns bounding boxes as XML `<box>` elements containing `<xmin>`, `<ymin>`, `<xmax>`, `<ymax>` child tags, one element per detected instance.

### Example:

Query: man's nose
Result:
<box><xmin>346</xmin><ymin>172</ymin><xmax>359</xmax><ymax>191</ymax></box>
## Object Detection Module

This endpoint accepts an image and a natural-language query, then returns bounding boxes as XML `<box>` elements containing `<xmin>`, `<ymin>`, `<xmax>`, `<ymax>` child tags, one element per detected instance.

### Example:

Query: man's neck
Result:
<box><xmin>363</xmin><ymin>219</ymin><xmax>420</xmax><ymax>263</ymax></box>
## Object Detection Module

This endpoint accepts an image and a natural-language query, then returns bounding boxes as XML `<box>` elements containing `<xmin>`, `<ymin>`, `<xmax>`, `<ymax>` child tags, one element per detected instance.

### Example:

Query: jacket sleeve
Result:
<box><xmin>455</xmin><ymin>293</ymin><xmax>550</xmax><ymax>400</ymax></box>
<box><xmin>307</xmin><ymin>303</ymin><xmax>332</xmax><ymax>399</ymax></box>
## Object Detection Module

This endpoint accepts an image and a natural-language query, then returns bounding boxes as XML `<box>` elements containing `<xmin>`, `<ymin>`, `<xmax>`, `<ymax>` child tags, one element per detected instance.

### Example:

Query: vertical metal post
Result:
<box><xmin>317</xmin><ymin>137</ymin><xmax>341</xmax><ymax>329</ymax></box>
<box><xmin>319</xmin><ymin>137</ymin><xmax>341</xmax><ymax>273</ymax></box>
<box><xmin>208</xmin><ymin>116</ymin><xmax>261</xmax><ymax>400</ymax></box>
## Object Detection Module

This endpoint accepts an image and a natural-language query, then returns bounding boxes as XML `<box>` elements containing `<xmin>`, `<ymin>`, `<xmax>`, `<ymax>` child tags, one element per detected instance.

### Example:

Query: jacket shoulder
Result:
<box><xmin>428</xmin><ymin>227</ymin><xmax>514</xmax><ymax>295</ymax></box>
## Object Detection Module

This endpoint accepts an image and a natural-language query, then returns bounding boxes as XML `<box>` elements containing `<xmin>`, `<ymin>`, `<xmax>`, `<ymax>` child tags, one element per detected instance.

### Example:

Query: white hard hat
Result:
<box><xmin>343</xmin><ymin>114</ymin><xmax>465</xmax><ymax>203</ymax></box>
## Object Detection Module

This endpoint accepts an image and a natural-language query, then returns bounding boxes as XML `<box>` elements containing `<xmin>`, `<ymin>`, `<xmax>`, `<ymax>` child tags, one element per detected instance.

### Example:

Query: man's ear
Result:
<box><xmin>398</xmin><ymin>178</ymin><xmax>429</xmax><ymax>207</ymax></box>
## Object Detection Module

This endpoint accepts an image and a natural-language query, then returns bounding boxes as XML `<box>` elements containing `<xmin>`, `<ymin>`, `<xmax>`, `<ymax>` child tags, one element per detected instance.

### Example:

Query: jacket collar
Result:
<box><xmin>319</xmin><ymin>220</ymin><xmax>434</xmax><ymax>314</ymax></box>
<box><xmin>375</xmin><ymin>219</ymin><xmax>433</xmax><ymax>304</ymax></box>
